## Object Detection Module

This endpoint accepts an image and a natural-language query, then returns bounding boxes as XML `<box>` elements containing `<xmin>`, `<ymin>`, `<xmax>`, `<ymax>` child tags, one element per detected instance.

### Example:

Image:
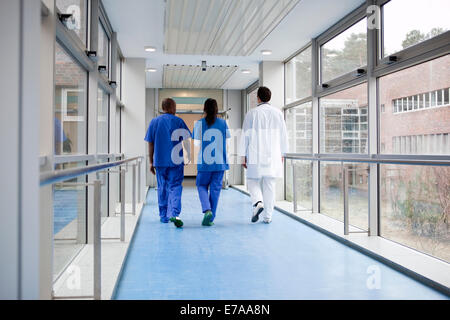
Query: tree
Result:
<box><xmin>401</xmin><ymin>30</ymin><xmax>426</xmax><ymax>49</ymax></box>
<box><xmin>322</xmin><ymin>32</ymin><xmax>367</xmax><ymax>81</ymax></box>
<box><xmin>402</xmin><ymin>28</ymin><xmax>447</xmax><ymax>49</ymax></box>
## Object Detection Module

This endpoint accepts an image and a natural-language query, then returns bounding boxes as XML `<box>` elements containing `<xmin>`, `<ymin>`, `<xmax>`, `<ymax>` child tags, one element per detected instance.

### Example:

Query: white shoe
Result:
<box><xmin>252</xmin><ymin>202</ymin><xmax>264</xmax><ymax>223</ymax></box>
<box><xmin>263</xmin><ymin>219</ymin><xmax>272</xmax><ymax>224</ymax></box>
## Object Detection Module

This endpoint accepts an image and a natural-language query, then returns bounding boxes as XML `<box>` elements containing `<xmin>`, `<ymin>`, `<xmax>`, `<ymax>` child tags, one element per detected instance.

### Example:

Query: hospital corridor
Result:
<box><xmin>1</xmin><ymin>0</ymin><xmax>450</xmax><ymax>306</ymax></box>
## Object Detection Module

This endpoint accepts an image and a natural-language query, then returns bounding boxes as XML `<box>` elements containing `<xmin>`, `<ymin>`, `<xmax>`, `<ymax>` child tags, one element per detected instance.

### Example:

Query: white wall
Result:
<box><xmin>259</xmin><ymin>61</ymin><xmax>285</xmax><ymax>109</ymax></box>
<box><xmin>122</xmin><ymin>58</ymin><xmax>147</xmax><ymax>201</ymax></box>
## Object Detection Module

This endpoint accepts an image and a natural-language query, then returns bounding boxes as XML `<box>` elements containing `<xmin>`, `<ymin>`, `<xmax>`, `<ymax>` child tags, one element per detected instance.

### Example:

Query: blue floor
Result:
<box><xmin>114</xmin><ymin>184</ymin><xmax>448</xmax><ymax>300</ymax></box>
<box><xmin>53</xmin><ymin>189</ymin><xmax>79</xmax><ymax>234</ymax></box>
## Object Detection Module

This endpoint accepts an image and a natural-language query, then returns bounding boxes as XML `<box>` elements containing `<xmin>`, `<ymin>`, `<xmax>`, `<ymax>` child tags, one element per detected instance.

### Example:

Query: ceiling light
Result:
<box><xmin>145</xmin><ymin>46</ymin><xmax>156</xmax><ymax>52</ymax></box>
<box><xmin>261</xmin><ymin>50</ymin><xmax>272</xmax><ymax>55</ymax></box>
<box><xmin>146</xmin><ymin>68</ymin><xmax>157</xmax><ymax>72</ymax></box>
<box><xmin>241</xmin><ymin>69</ymin><xmax>251</xmax><ymax>74</ymax></box>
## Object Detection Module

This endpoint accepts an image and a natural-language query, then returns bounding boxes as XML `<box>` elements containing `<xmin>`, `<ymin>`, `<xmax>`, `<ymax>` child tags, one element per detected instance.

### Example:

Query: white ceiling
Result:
<box><xmin>164</xmin><ymin>0</ymin><xmax>300</xmax><ymax>56</ymax></box>
<box><xmin>103</xmin><ymin>0</ymin><xmax>365</xmax><ymax>89</ymax></box>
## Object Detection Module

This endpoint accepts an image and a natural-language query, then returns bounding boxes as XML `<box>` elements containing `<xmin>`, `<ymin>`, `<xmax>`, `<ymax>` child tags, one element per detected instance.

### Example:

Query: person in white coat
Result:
<box><xmin>239</xmin><ymin>86</ymin><xmax>288</xmax><ymax>223</ymax></box>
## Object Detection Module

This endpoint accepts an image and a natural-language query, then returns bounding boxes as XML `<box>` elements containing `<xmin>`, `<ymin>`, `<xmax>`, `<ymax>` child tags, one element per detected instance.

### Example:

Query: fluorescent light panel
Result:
<box><xmin>163</xmin><ymin>64</ymin><xmax>238</xmax><ymax>89</ymax></box>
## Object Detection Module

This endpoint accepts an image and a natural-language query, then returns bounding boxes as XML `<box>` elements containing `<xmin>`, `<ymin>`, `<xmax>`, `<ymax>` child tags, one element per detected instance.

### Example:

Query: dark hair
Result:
<box><xmin>204</xmin><ymin>98</ymin><xmax>218</xmax><ymax>126</ymax></box>
<box><xmin>257</xmin><ymin>86</ymin><xmax>271</xmax><ymax>103</ymax></box>
<box><xmin>162</xmin><ymin>98</ymin><xmax>176</xmax><ymax>112</ymax></box>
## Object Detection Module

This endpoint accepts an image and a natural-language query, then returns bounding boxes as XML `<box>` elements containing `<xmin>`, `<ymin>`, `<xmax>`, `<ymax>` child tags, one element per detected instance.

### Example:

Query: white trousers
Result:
<box><xmin>247</xmin><ymin>177</ymin><xmax>276</xmax><ymax>221</ymax></box>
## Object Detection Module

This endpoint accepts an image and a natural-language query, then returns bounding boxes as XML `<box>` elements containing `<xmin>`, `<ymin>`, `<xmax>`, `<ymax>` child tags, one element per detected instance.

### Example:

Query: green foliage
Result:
<box><xmin>392</xmin><ymin>169</ymin><xmax>445</xmax><ymax>238</ymax></box>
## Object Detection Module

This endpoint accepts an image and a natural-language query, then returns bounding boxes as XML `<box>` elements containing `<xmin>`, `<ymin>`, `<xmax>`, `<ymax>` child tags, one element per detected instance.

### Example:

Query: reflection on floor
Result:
<box><xmin>114</xmin><ymin>186</ymin><xmax>448</xmax><ymax>300</ymax></box>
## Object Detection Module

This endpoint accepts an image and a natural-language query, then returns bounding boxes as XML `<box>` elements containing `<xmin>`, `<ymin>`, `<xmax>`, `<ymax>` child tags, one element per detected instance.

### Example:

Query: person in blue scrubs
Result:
<box><xmin>145</xmin><ymin>98</ymin><xmax>191</xmax><ymax>228</ymax></box>
<box><xmin>192</xmin><ymin>98</ymin><xmax>230</xmax><ymax>226</ymax></box>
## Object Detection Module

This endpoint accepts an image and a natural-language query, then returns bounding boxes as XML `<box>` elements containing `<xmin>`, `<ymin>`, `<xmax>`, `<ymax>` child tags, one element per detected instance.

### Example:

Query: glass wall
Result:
<box><xmin>97</xmin><ymin>88</ymin><xmax>109</xmax><ymax>154</ymax></box>
<box><xmin>320</xmin><ymin>162</ymin><xmax>368</xmax><ymax>230</ymax></box>
<box><xmin>283</xmin><ymin>0</ymin><xmax>450</xmax><ymax>262</ymax></box>
<box><xmin>53</xmin><ymin>162</ymin><xmax>87</xmax><ymax>280</ymax></box>
<box><xmin>285</xmin><ymin>46</ymin><xmax>312</xmax><ymax>104</ymax></box>
<box><xmin>51</xmin><ymin>0</ymin><xmax>124</xmax><ymax>291</ymax></box>
<box><xmin>285</xmin><ymin>102</ymin><xmax>312</xmax><ymax>154</ymax></box>
<box><xmin>380</xmin><ymin>165</ymin><xmax>450</xmax><ymax>262</ymax></box>
<box><xmin>382</xmin><ymin>0</ymin><xmax>450</xmax><ymax>57</ymax></box>
<box><xmin>54</xmin><ymin>42</ymin><xmax>87</xmax><ymax>155</ymax></box>
<box><xmin>98</xmin><ymin>21</ymin><xmax>110</xmax><ymax>75</ymax></box>
<box><xmin>379</xmin><ymin>54</ymin><xmax>450</xmax><ymax>261</ymax></box>
<box><xmin>320</xmin><ymin>83</ymin><xmax>368</xmax><ymax>154</ymax></box>
<box><xmin>285</xmin><ymin>160</ymin><xmax>313</xmax><ymax>211</ymax></box>
<box><xmin>56</xmin><ymin>0</ymin><xmax>88</xmax><ymax>46</ymax></box>
<box><xmin>116</xmin><ymin>54</ymin><xmax>122</xmax><ymax>100</ymax></box>
<box><xmin>321</xmin><ymin>18</ymin><xmax>367</xmax><ymax>83</ymax></box>
<box><xmin>379</xmin><ymin>55</ymin><xmax>450</xmax><ymax>155</ymax></box>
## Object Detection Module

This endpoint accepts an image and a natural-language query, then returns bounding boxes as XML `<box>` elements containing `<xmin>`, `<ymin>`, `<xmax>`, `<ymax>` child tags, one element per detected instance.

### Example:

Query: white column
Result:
<box><xmin>0</xmin><ymin>0</ymin><xmax>21</xmax><ymax>300</ymax></box>
<box><xmin>87</xmin><ymin>0</ymin><xmax>100</xmax><ymax>243</ymax></box>
<box><xmin>311</xmin><ymin>39</ymin><xmax>320</xmax><ymax>214</ymax></box>
<box><xmin>367</xmin><ymin>0</ymin><xmax>379</xmax><ymax>236</ymax></box>
<box><xmin>259</xmin><ymin>60</ymin><xmax>285</xmax><ymax>201</ymax></box>
<box><xmin>39</xmin><ymin>0</ymin><xmax>56</xmax><ymax>300</ymax></box>
<box><xmin>224</xmin><ymin>89</ymin><xmax>243</xmax><ymax>185</ymax></box>
<box><xmin>145</xmin><ymin>88</ymin><xmax>157</xmax><ymax>188</ymax></box>
<box><xmin>122</xmin><ymin>58</ymin><xmax>147</xmax><ymax>201</ymax></box>
<box><xmin>0</xmin><ymin>0</ymin><xmax>41</xmax><ymax>300</ymax></box>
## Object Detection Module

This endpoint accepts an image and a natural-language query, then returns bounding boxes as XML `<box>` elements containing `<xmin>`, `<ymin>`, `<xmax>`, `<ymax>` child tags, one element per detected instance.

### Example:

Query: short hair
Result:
<box><xmin>257</xmin><ymin>86</ymin><xmax>271</xmax><ymax>103</ymax></box>
<box><xmin>162</xmin><ymin>98</ymin><xmax>176</xmax><ymax>111</ymax></box>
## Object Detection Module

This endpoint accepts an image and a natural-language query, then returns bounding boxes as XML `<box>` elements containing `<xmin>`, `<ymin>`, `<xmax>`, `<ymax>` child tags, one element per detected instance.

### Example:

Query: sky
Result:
<box><xmin>324</xmin><ymin>0</ymin><xmax>450</xmax><ymax>54</ymax></box>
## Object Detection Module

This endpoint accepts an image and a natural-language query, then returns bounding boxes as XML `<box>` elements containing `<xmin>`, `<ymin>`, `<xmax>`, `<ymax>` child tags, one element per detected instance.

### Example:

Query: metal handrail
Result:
<box><xmin>284</xmin><ymin>153</ymin><xmax>450</xmax><ymax>166</ymax></box>
<box><xmin>47</xmin><ymin>155</ymin><xmax>143</xmax><ymax>300</ymax></box>
<box><xmin>287</xmin><ymin>153</ymin><xmax>450</xmax><ymax>237</ymax></box>
<box><xmin>40</xmin><ymin>156</ymin><xmax>141</xmax><ymax>187</ymax></box>
<box><xmin>53</xmin><ymin>153</ymin><xmax>123</xmax><ymax>165</ymax></box>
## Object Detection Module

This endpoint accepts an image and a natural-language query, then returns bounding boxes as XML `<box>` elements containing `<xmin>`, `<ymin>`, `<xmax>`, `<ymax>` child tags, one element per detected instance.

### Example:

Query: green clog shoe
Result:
<box><xmin>169</xmin><ymin>217</ymin><xmax>183</xmax><ymax>228</ymax></box>
<box><xmin>202</xmin><ymin>211</ymin><xmax>213</xmax><ymax>226</ymax></box>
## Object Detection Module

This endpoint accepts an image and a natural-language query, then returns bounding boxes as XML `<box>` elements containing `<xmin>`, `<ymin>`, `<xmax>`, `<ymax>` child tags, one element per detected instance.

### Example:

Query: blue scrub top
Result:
<box><xmin>192</xmin><ymin>117</ymin><xmax>230</xmax><ymax>172</ymax></box>
<box><xmin>144</xmin><ymin>113</ymin><xmax>191</xmax><ymax>167</ymax></box>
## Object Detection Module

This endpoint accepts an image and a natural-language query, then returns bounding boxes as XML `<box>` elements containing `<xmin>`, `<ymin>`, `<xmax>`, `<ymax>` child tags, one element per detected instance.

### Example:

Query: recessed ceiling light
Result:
<box><xmin>145</xmin><ymin>46</ymin><xmax>156</xmax><ymax>52</ymax></box>
<box><xmin>261</xmin><ymin>50</ymin><xmax>272</xmax><ymax>55</ymax></box>
<box><xmin>241</xmin><ymin>69</ymin><xmax>251</xmax><ymax>74</ymax></box>
<box><xmin>146</xmin><ymin>68</ymin><xmax>157</xmax><ymax>72</ymax></box>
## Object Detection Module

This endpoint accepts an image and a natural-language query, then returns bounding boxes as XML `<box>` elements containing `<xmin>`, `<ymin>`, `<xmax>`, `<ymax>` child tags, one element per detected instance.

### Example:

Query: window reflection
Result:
<box><xmin>54</xmin><ymin>42</ymin><xmax>87</xmax><ymax>155</ymax></box>
<box><xmin>285</xmin><ymin>47</ymin><xmax>312</xmax><ymax>103</ymax></box>
<box><xmin>56</xmin><ymin>0</ymin><xmax>87</xmax><ymax>46</ymax></box>
<box><xmin>321</xmin><ymin>19</ymin><xmax>367</xmax><ymax>83</ymax></box>
<box><xmin>320</xmin><ymin>83</ymin><xmax>368</xmax><ymax>154</ymax></box>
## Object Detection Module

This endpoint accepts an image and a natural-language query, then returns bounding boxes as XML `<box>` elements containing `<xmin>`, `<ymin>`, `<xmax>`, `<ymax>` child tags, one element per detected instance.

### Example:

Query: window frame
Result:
<box><xmin>315</xmin><ymin>3</ymin><xmax>368</xmax><ymax>94</ymax></box>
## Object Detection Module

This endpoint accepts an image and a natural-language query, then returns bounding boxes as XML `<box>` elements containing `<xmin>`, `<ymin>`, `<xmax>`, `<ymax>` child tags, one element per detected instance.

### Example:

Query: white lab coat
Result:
<box><xmin>238</xmin><ymin>103</ymin><xmax>288</xmax><ymax>179</ymax></box>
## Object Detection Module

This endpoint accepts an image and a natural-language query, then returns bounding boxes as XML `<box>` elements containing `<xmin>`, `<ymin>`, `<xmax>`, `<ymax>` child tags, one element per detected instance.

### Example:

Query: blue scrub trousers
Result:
<box><xmin>196</xmin><ymin>171</ymin><xmax>224</xmax><ymax>221</ymax></box>
<box><xmin>156</xmin><ymin>166</ymin><xmax>184</xmax><ymax>222</ymax></box>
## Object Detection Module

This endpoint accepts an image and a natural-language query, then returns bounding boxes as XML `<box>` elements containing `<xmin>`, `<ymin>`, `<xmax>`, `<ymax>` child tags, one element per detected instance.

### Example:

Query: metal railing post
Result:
<box><xmin>120</xmin><ymin>167</ymin><xmax>126</xmax><ymax>242</ymax></box>
<box><xmin>292</xmin><ymin>160</ymin><xmax>298</xmax><ymax>213</ymax></box>
<box><xmin>93</xmin><ymin>179</ymin><xmax>102</xmax><ymax>300</ymax></box>
<box><xmin>137</xmin><ymin>159</ymin><xmax>141</xmax><ymax>203</ymax></box>
<box><xmin>132</xmin><ymin>163</ymin><xmax>136</xmax><ymax>215</ymax></box>
<box><xmin>342</xmin><ymin>164</ymin><xmax>349</xmax><ymax>236</ymax></box>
